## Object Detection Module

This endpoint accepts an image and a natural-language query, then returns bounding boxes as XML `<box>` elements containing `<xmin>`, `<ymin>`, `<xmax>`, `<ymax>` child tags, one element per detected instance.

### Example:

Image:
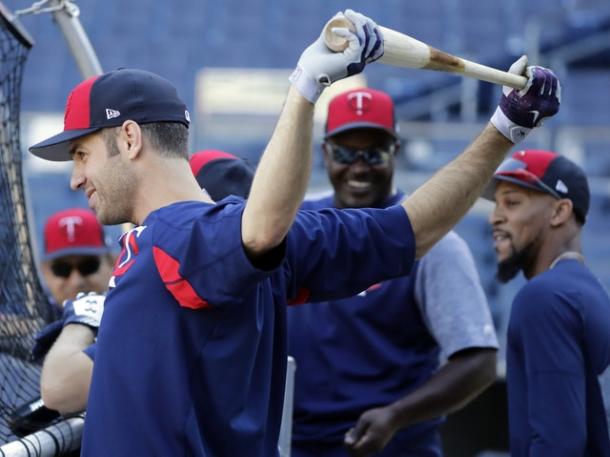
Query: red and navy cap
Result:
<box><xmin>325</xmin><ymin>88</ymin><xmax>398</xmax><ymax>140</ymax></box>
<box><xmin>30</xmin><ymin>69</ymin><xmax>190</xmax><ymax>161</ymax></box>
<box><xmin>189</xmin><ymin>150</ymin><xmax>254</xmax><ymax>201</ymax></box>
<box><xmin>484</xmin><ymin>149</ymin><xmax>590</xmax><ymax>223</ymax></box>
<box><xmin>43</xmin><ymin>208</ymin><xmax>110</xmax><ymax>261</ymax></box>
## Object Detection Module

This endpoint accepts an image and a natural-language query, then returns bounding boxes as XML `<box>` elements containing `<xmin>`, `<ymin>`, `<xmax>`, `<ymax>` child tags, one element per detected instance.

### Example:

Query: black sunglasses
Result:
<box><xmin>50</xmin><ymin>257</ymin><xmax>101</xmax><ymax>278</ymax></box>
<box><xmin>327</xmin><ymin>143</ymin><xmax>395</xmax><ymax>166</ymax></box>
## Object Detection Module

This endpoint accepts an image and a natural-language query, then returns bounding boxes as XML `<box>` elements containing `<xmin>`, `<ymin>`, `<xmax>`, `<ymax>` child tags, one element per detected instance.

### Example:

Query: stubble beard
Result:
<box><xmin>496</xmin><ymin>238</ymin><xmax>539</xmax><ymax>283</ymax></box>
<box><xmin>496</xmin><ymin>240</ymin><xmax>531</xmax><ymax>283</ymax></box>
<box><xmin>95</xmin><ymin>162</ymin><xmax>138</xmax><ymax>225</ymax></box>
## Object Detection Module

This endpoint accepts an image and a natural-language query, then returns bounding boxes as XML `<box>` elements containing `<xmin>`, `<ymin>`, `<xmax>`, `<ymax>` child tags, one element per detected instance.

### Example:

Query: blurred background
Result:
<box><xmin>2</xmin><ymin>0</ymin><xmax>609</xmax><ymax>454</ymax></box>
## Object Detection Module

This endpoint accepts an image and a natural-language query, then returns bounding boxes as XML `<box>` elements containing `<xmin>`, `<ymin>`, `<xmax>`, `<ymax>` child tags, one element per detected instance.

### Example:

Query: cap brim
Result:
<box><xmin>43</xmin><ymin>246</ymin><xmax>110</xmax><ymax>262</ymax></box>
<box><xmin>29</xmin><ymin>127</ymin><xmax>101</xmax><ymax>162</ymax></box>
<box><xmin>482</xmin><ymin>175</ymin><xmax>548</xmax><ymax>201</ymax></box>
<box><xmin>325</xmin><ymin>122</ymin><xmax>397</xmax><ymax>140</ymax></box>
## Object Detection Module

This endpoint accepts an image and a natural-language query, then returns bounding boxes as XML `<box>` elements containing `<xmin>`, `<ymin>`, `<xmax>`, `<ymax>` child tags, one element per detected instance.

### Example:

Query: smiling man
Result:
<box><xmin>288</xmin><ymin>88</ymin><xmax>499</xmax><ymax>457</ymax></box>
<box><xmin>486</xmin><ymin>149</ymin><xmax>610</xmax><ymax>456</ymax></box>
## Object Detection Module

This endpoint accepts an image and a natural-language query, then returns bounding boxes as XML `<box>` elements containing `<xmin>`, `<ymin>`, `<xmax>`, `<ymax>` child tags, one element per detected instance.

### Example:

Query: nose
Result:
<box><xmin>349</xmin><ymin>159</ymin><xmax>371</xmax><ymax>173</ymax></box>
<box><xmin>488</xmin><ymin>204</ymin><xmax>504</xmax><ymax>226</ymax></box>
<box><xmin>70</xmin><ymin>165</ymin><xmax>85</xmax><ymax>191</ymax></box>
<box><xmin>66</xmin><ymin>268</ymin><xmax>87</xmax><ymax>291</ymax></box>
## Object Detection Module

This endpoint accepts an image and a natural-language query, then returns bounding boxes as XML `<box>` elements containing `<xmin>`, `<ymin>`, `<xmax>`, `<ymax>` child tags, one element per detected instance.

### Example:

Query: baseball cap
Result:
<box><xmin>484</xmin><ymin>149</ymin><xmax>590</xmax><ymax>223</ymax></box>
<box><xmin>43</xmin><ymin>208</ymin><xmax>110</xmax><ymax>261</ymax></box>
<box><xmin>189</xmin><ymin>150</ymin><xmax>254</xmax><ymax>200</ymax></box>
<box><xmin>30</xmin><ymin>69</ymin><xmax>190</xmax><ymax>161</ymax></box>
<box><xmin>325</xmin><ymin>87</ymin><xmax>398</xmax><ymax>140</ymax></box>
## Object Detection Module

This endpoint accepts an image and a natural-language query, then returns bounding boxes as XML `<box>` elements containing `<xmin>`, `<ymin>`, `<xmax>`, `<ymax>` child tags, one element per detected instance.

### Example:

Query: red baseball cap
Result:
<box><xmin>189</xmin><ymin>150</ymin><xmax>254</xmax><ymax>201</ymax></box>
<box><xmin>43</xmin><ymin>208</ymin><xmax>110</xmax><ymax>261</ymax></box>
<box><xmin>325</xmin><ymin>88</ymin><xmax>397</xmax><ymax>140</ymax></box>
<box><xmin>484</xmin><ymin>149</ymin><xmax>590</xmax><ymax>223</ymax></box>
<box><xmin>29</xmin><ymin>69</ymin><xmax>190</xmax><ymax>162</ymax></box>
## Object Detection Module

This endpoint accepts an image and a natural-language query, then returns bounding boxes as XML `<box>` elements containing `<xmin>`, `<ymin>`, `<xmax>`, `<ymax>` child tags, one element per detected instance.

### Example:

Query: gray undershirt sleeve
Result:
<box><xmin>414</xmin><ymin>231</ymin><xmax>498</xmax><ymax>361</ymax></box>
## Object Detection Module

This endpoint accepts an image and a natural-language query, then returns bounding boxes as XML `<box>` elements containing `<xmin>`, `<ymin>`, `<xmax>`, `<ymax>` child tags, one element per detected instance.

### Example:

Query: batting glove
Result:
<box><xmin>490</xmin><ymin>55</ymin><xmax>561</xmax><ymax>143</ymax></box>
<box><xmin>289</xmin><ymin>9</ymin><xmax>384</xmax><ymax>103</ymax></box>
<box><xmin>62</xmin><ymin>291</ymin><xmax>105</xmax><ymax>331</ymax></box>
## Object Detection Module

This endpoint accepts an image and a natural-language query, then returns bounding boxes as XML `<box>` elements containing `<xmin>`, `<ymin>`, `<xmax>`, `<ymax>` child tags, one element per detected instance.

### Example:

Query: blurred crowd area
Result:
<box><xmin>5</xmin><ymin>0</ymin><xmax>610</xmax><ymax>360</ymax></box>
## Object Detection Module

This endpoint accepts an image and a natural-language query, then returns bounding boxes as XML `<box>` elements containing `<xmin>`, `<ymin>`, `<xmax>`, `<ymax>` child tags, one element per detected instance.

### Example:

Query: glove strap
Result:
<box><xmin>490</xmin><ymin>106</ymin><xmax>532</xmax><ymax>144</ymax></box>
<box><xmin>289</xmin><ymin>65</ymin><xmax>325</xmax><ymax>104</ymax></box>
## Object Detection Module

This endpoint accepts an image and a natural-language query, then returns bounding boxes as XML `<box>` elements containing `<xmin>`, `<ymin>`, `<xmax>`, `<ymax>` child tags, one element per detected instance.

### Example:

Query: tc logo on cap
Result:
<box><xmin>347</xmin><ymin>91</ymin><xmax>373</xmax><ymax>116</ymax></box>
<box><xmin>59</xmin><ymin>215</ymin><xmax>84</xmax><ymax>242</ymax></box>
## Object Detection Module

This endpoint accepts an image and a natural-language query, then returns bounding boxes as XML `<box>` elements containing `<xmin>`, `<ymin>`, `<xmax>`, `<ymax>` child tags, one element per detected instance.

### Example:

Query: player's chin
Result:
<box><xmin>339</xmin><ymin>190</ymin><xmax>379</xmax><ymax>208</ymax></box>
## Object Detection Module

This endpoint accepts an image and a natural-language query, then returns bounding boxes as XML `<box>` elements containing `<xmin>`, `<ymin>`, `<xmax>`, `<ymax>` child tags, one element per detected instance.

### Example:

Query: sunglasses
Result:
<box><xmin>496</xmin><ymin>157</ymin><xmax>561</xmax><ymax>199</ymax></box>
<box><xmin>50</xmin><ymin>257</ymin><xmax>101</xmax><ymax>278</ymax></box>
<box><xmin>327</xmin><ymin>143</ymin><xmax>395</xmax><ymax>166</ymax></box>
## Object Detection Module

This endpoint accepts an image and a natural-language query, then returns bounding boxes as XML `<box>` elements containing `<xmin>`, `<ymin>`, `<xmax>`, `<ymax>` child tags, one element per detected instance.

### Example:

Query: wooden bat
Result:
<box><xmin>323</xmin><ymin>17</ymin><xmax>527</xmax><ymax>90</ymax></box>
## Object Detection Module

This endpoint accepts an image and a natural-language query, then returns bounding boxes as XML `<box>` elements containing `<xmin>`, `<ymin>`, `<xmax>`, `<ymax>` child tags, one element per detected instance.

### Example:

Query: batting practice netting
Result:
<box><xmin>0</xmin><ymin>1</ymin><xmax>55</xmax><ymax>448</ymax></box>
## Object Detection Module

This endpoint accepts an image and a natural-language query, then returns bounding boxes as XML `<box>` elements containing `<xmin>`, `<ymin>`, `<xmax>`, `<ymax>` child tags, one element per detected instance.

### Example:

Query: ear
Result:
<box><xmin>550</xmin><ymin>199</ymin><xmax>574</xmax><ymax>227</ymax></box>
<box><xmin>393</xmin><ymin>139</ymin><xmax>401</xmax><ymax>155</ymax></box>
<box><xmin>118</xmin><ymin>120</ymin><xmax>143</xmax><ymax>160</ymax></box>
<box><xmin>322</xmin><ymin>142</ymin><xmax>333</xmax><ymax>167</ymax></box>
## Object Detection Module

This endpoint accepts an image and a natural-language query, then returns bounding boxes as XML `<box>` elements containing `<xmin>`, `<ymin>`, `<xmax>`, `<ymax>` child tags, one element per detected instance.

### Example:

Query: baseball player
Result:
<box><xmin>40</xmin><ymin>208</ymin><xmax>114</xmax><ymax>307</ymax></box>
<box><xmin>28</xmin><ymin>9</ymin><xmax>559</xmax><ymax>456</ymax></box>
<box><xmin>486</xmin><ymin>150</ymin><xmax>610</xmax><ymax>456</ymax></box>
<box><xmin>288</xmin><ymin>87</ymin><xmax>498</xmax><ymax>457</ymax></box>
<box><xmin>37</xmin><ymin>150</ymin><xmax>254</xmax><ymax>415</ymax></box>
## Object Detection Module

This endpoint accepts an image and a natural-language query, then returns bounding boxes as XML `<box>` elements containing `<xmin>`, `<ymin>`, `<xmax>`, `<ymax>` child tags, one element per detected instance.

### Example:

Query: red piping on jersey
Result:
<box><xmin>288</xmin><ymin>287</ymin><xmax>311</xmax><ymax>306</ymax></box>
<box><xmin>153</xmin><ymin>246</ymin><xmax>210</xmax><ymax>310</ymax></box>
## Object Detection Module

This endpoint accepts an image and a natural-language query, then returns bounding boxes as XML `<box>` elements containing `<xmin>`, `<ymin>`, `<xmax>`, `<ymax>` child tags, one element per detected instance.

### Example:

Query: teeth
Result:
<box><xmin>347</xmin><ymin>180</ymin><xmax>370</xmax><ymax>189</ymax></box>
<box><xmin>493</xmin><ymin>232</ymin><xmax>509</xmax><ymax>242</ymax></box>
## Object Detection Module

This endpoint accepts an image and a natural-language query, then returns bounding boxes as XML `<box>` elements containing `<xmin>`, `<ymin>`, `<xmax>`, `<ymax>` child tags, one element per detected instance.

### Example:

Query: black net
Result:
<box><xmin>0</xmin><ymin>4</ymin><xmax>52</xmax><ymax>446</ymax></box>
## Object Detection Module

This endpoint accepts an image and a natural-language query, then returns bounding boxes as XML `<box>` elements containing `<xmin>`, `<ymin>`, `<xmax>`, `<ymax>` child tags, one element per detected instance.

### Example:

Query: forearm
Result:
<box><xmin>389</xmin><ymin>348</ymin><xmax>497</xmax><ymax>427</ymax></box>
<box><xmin>404</xmin><ymin>124</ymin><xmax>512</xmax><ymax>258</ymax></box>
<box><xmin>242</xmin><ymin>86</ymin><xmax>314</xmax><ymax>255</ymax></box>
<box><xmin>40</xmin><ymin>324</ymin><xmax>94</xmax><ymax>414</ymax></box>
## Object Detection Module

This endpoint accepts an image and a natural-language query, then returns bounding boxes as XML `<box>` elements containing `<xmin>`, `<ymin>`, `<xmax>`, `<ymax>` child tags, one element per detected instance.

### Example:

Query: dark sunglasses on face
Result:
<box><xmin>327</xmin><ymin>143</ymin><xmax>395</xmax><ymax>166</ymax></box>
<box><xmin>50</xmin><ymin>256</ymin><xmax>101</xmax><ymax>278</ymax></box>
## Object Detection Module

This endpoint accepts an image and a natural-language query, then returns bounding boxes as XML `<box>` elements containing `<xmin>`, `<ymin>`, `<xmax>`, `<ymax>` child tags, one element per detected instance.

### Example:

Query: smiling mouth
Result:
<box><xmin>347</xmin><ymin>180</ymin><xmax>372</xmax><ymax>190</ymax></box>
<box><xmin>492</xmin><ymin>230</ymin><xmax>513</xmax><ymax>251</ymax></box>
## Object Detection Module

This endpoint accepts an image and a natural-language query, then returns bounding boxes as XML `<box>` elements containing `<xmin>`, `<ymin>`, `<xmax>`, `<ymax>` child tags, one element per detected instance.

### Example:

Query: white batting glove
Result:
<box><xmin>62</xmin><ymin>291</ymin><xmax>105</xmax><ymax>331</ymax></box>
<box><xmin>289</xmin><ymin>9</ymin><xmax>384</xmax><ymax>103</ymax></box>
<box><xmin>490</xmin><ymin>55</ymin><xmax>561</xmax><ymax>143</ymax></box>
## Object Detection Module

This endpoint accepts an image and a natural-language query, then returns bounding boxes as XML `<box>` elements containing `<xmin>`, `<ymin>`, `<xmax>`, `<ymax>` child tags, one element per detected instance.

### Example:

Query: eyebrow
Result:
<box><xmin>68</xmin><ymin>143</ymin><xmax>78</xmax><ymax>157</ymax></box>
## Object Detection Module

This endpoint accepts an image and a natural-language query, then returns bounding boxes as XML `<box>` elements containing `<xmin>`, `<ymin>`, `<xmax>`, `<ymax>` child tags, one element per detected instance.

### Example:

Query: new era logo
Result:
<box><xmin>106</xmin><ymin>108</ymin><xmax>121</xmax><ymax>120</ymax></box>
<box><xmin>555</xmin><ymin>179</ymin><xmax>568</xmax><ymax>194</ymax></box>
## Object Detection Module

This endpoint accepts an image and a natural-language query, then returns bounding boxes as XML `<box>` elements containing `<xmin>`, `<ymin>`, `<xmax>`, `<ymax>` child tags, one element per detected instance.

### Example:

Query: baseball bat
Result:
<box><xmin>324</xmin><ymin>17</ymin><xmax>527</xmax><ymax>90</ymax></box>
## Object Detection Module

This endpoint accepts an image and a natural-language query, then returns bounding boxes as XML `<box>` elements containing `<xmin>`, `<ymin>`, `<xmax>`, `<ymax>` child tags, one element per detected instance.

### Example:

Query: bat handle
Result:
<box><xmin>323</xmin><ymin>16</ymin><xmax>355</xmax><ymax>52</ymax></box>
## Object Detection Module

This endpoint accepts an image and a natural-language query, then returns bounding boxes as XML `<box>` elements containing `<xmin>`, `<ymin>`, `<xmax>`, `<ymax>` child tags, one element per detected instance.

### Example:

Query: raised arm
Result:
<box><xmin>403</xmin><ymin>58</ymin><xmax>561</xmax><ymax>258</ymax></box>
<box><xmin>242</xmin><ymin>10</ymin><xmax>383</xmax><ymax>257</ymax></box>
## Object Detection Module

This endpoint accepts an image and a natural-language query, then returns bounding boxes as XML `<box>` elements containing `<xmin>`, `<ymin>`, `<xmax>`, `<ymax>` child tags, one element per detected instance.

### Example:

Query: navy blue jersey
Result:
<box><xmin>81</xmin><ymin>197</ymin><xmax>415</xmax><ymax>457</ymax></box>
<box><xmin>507</xmin><ymin>259</ymin><xmax>610</xmax><ymax>457</ymax></box>
<box><xmin>288</xmin><ymin>193</ymin><xmax>441</xmax><ymax>456</ymax></box>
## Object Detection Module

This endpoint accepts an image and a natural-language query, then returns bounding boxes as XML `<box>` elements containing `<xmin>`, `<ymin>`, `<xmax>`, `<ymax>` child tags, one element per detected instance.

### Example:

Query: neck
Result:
<box><xmin>132</xmin><ymin>157</ymin><xmax>212</xmax><ymax>225</ymax></box>
<box><xmin>526</xmin><ymin>231</ymin><xmax>582</xmax><ymax>278</ymax></box>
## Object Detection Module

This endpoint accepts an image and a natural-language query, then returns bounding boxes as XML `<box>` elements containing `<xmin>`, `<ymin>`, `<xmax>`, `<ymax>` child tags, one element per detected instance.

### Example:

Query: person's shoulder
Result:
<box><xmin>153</xmin><ymin>198</ymin><xmax>243</xmax><ymax>229</ymax></box>
<box><xmin>301</xmin><ymin>193</ymin><xmax>334</xmax><ymax>210</ymax></box>
<box><xmin>421</xmin><ymin>230</ymin><xmax>472</xmax><ymax>262</ymax></box>
<box><xmin>515</xmin><ymin>271</ymin><xmax>558</xmax><ymax>301</ymax></box>
<box><xmin>512</xmin><ymin>270</ymin><xmax>570</xmax><ymax>320</ymax></box>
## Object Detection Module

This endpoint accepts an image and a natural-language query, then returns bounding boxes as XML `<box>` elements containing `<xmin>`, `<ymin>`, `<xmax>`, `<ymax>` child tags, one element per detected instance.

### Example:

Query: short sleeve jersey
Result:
<box><xmin>289</xmin><ymin>193</ymin><xmax>496</xmax><ymax>456</ymax></box>
<box><xmin>507</xmin><ymin>259</ymin><xmax>610</xmax><ymax>457</ymax></box>
<box><xmin>81</xmin><ymin>198</ymin><xmax>415</xmax><ymax>457</ymax></box>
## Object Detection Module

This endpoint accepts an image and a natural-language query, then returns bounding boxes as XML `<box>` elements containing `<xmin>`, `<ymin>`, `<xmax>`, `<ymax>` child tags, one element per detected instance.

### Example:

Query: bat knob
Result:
<box><xmin>323</xmin><ymin>16</ymin><xmax>355</xmax><ymax>52</ymax></box>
